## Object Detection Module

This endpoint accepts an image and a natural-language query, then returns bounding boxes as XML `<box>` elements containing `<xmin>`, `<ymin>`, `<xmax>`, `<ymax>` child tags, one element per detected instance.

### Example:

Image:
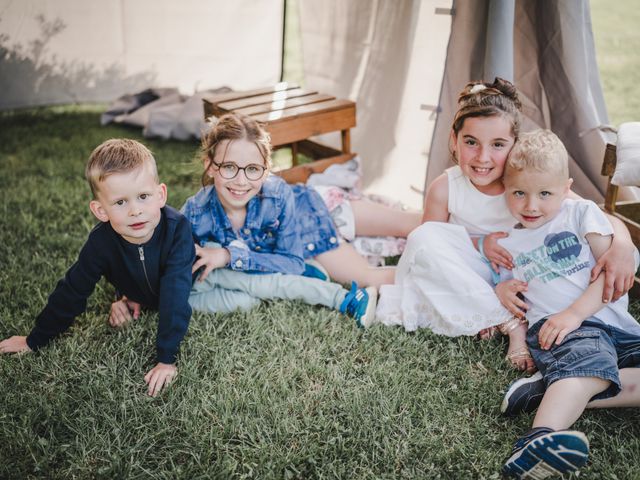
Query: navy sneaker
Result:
<box><xmin>501</xmin><ymin>371</ymin><xmax>545</xmax><ymax>416</ymax></box>
<box><xmin>503</xmin><ymin>427</ymin><xmax>589</xmax><ymax>479</ymax></box>
<box><xmin>339</xmin><ymin>281</ymin><xmax>378</xmax><ymax>328</ymax></box>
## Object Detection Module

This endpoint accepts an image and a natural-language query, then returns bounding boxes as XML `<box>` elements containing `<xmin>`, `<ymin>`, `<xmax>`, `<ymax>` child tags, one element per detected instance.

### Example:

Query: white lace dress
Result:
<box><xmin>376</xmin><ymin>166</ymin><xmax>516</xmax><ymax>335</ymax></box>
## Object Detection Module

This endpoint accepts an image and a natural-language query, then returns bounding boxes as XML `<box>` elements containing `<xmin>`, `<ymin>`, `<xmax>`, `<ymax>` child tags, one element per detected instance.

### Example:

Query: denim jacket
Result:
<box><xmin>182</xmin><ymin>175</ymin><xmax>304</xmax><ymax>274</ymax></box>
<box><xmin>290</xmin><ymin>184</ymin><xmax>340</xmax><ymax>258</ymax></box>
<box><xmin>181</xmin><ymin>176</ymin><xmax>339</xmax><ymax>275</ymax></box>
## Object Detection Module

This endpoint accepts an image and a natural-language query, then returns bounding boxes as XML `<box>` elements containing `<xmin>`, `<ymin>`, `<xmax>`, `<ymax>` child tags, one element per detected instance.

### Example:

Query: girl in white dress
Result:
<box><xmin>376</xmin><ymin>78</ymin><xmax>638</xmax><ymax>372</ymax></box>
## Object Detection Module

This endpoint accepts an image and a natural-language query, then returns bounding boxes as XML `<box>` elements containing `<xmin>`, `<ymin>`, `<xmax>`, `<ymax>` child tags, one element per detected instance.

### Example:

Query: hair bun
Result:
<box><xmin>490</xmin><ymin>77</ymin><xmax>522</xmax><ymax>110</ymax></box>
<box><xmin>458</xmin><ymin>77</ymin><xmax>521</xmax><ymax>111</ymax></box>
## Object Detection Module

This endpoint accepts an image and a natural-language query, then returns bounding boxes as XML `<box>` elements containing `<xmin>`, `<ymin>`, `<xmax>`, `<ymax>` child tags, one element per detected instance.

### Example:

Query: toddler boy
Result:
<box><xmin>0</xmin><ymin>139</ymin><xmax>195</xmax><ymax>397</ymax></box>
<box><xmin>494</xmin><ymin>130</ymin><xmax>640</xmax><ymax>479</ymax></box>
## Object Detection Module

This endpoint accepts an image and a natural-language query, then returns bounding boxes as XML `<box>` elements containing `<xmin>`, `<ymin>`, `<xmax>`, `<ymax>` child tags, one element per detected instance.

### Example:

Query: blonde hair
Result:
<box><xmin>85</xmin><ymin>139</ymin><xmax>158</xmax><ymax>198</ymax></box>
<box><xmin>507</xmin><ymin>129</ymin><xmax>569</xmax><ymax>178</ymax></box>
<box><xmin>201</xmin><ymin>113</ymin><xmax>272</xmax><ymax>187</ymax></box>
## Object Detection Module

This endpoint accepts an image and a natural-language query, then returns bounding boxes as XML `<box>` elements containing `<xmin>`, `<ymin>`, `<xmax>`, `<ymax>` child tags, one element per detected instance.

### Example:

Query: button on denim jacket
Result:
<box><xmin>182</xmin><ymin>176</ymin><xmax>340</xmax><ymax>275</ymax></box>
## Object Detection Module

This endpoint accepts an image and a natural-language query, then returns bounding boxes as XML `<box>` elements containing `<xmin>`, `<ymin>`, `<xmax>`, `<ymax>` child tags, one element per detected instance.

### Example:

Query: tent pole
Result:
<box><xmin>280</xmin><ymin>0</ymin><xmax>287</xmax><ymax>82</ymax></box>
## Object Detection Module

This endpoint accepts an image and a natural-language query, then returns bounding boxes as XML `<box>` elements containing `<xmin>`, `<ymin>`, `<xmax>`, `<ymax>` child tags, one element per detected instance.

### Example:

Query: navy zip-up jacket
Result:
<box><xmin>26</xmin><ymin>206</ymin><xmax>195</xmax><ymax>364</ymax></box>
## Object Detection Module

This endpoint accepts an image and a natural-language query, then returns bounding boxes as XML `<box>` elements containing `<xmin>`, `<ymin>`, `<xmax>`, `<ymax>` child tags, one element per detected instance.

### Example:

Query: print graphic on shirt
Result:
<box><xmin>513</xmin><ymin>231</ymin><xmax>589</xmax><ymax>283</ymax></box>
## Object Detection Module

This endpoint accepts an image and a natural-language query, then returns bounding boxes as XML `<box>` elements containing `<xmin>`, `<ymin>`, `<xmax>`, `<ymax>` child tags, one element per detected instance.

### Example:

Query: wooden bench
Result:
<box><xmin>203</xmin><ymin>83</ymin><xmax>356</xmax><ymax>184</ymax></box>
<box><xmin>601</xmin><ymin>142</ymin><xmax>640</xmax><ymax>296</ymax></box>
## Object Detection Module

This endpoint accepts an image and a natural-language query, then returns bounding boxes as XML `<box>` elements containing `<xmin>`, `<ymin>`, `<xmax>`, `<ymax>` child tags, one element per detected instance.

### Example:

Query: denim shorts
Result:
<box><xmin>527</xmin><ymin>317</ymin><xmax>640</xmax><ymax>400</ymax></box>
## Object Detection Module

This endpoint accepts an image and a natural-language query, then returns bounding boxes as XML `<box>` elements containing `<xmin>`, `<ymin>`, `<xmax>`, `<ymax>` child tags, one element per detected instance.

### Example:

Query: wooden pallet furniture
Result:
<box><xmin>601</xmin><ymin>142</ymin><xmax>640</xmax><ymax>296</ymax></box>
<box><xmin>203</xmin><ymin>83</ymin><xmax>356</xmax><ymax>184</ymax></box>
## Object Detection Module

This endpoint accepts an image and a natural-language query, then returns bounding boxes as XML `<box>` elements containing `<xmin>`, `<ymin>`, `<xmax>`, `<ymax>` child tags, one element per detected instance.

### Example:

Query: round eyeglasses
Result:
<box><xmin>213</xmin><ymin>161</ymin><xmax>267</xmax><ymax>181</ymax></box>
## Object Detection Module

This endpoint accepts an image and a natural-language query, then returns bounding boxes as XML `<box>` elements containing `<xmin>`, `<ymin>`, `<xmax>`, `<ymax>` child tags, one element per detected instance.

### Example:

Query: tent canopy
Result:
<box><xmin>0</xmin><ymin>0</ymin><xmax>620</xmax><ymax>207</ymax></box>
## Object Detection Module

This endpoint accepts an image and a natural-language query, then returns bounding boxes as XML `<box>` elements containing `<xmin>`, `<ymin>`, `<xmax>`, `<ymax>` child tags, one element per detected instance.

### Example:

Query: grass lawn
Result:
<box><xmin>591</xmin><ymin>0</ymin><xmax>640</xmax><ymax>126</ymax></box>
<box><xmin>1</xmin><ymin>2</ymin><xmax>640</xmax><ymax>477</ymax></box>
<box><xmin>1</xmin><ymin>108</ymin><xmax>639</xmax><ymax>479</ymax></box>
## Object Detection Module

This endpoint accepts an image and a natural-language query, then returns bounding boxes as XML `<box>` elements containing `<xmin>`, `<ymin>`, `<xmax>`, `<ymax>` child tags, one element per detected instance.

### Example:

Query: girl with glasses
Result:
<box><xmin>180</xmin><ymin>113</ymin><xmax>420</xmax><ymax>324</ymax></box>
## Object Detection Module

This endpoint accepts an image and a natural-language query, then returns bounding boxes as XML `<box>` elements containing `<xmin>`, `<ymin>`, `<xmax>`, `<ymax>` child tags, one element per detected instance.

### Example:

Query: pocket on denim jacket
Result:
<box><xmin>254</xmin><ymin>222</ymin><xmax>279</xmax><ymax>251</ymax></box>
<box><xmin>298</xmin><ymin>213</ymin><xmax>322</xmax><ymax>239</ymax></box>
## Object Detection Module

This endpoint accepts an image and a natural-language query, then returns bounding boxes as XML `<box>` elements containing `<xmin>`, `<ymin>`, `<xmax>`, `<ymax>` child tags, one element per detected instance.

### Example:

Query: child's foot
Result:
<box><xmin>502</xmin><ymin>428</ymin><xmax>589</xmax><ymax>479</ymax></box>
<box><xmin>477</xmin><ymin>326</ymin><xmax>498</xmax><ymax>340</ymax></box>
<box><xmin>339</xmin><ymin>282</ymin><xmax>378</xmax><ymax>328</ymax></box>
<box><xmin>500</xmin><ymin>371</ymin><xmax>545</xmax><ymax>416</ymax></box>
<box><xmin>499</xmin><ymin>317</ymin><xmax>536</xmax><ymax>373</ymax></box>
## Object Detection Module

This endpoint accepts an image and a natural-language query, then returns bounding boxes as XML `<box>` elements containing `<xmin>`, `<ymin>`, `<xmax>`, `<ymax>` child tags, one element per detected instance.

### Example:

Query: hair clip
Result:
<box><xmin>470</xmin><ymin>84</ymin><xmax>487</xmax><ymax>94</ymax></box>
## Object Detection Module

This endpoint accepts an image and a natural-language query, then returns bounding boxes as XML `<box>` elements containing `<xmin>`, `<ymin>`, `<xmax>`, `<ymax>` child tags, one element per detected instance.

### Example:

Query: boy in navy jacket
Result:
<box><xmin>0</xmin><ymin>139</ymin><xmax>195</xmax><ymax>397</ymax></box>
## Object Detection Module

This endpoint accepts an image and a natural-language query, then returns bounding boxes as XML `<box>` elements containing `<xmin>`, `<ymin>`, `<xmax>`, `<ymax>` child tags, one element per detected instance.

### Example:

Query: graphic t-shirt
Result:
<box><xmin>499</xmin><ymin>199</ymin><xmax>640</xmax><ymax>335</ymax></box>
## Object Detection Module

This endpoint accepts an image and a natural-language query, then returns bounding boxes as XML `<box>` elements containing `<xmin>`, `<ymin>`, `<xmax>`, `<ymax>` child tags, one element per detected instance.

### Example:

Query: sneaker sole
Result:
<box><xmin>501</xmin><ymin>372</ymin><xmax>545</xmax><ymax>416</ymax></box>
<box><xmin>503</xmin><ymin>431</ymin><xmax>589</xmax><ymax>479</ymax></box>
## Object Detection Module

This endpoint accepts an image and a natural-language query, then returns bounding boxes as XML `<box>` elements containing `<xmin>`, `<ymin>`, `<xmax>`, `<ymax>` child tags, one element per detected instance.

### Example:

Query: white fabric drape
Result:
<box><xmin>299</xmin><ymin>0</ymin><xmax>452</xmax><ymax>208</ymax></box>
<box><xmin>0</xmin><ymin>0</ymin><xmax>283</xmax><ymax>109</ymax></box>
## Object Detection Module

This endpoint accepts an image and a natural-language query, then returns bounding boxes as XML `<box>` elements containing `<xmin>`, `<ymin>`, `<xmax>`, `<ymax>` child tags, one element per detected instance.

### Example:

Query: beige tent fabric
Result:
<box><xmin>0</xmin><ymin>0</ymin><xmax>283</xmax><ymax>110</ymax></box>
<box><xmin>427</xmin><ymin>0</ymin><xmax>616</xmax><ymax>202</ymax></box>
<box><xmin>299</xmin><ymin>0</ymin><xmax>452</xmax><ymax>208</ymax></box>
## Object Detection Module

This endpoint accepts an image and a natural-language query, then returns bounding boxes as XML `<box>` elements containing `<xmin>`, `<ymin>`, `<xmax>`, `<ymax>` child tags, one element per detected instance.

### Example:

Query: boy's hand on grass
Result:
<box><xmin>193</xmin><ymin>244</ymin><xmax>230</xmax><ymax>282</ymax></box>
<box><xmin>480</xmin><ymin>232</ymin><xmax>514</xmax><ymax>272</ymax></box>
<box><xmin>538</xmin><ymin>311</ymin><xmax>582</xmax><ymax>350</ymax></box>
<box><xmin>495</xmin><ymin>279</ymin><xmax>528</xmax><ymax>318</ymax></box>
<box><xmin>144</xmin><ymin>362</ymin><xmax>177</xmax><ymax>397</ymax></box>
<box><xmin>0</xmin><ymin>336</ymin><xmax>32</xmax><ymax>354</ymax></box>
<box><xmin>109</xmin><ymin>296</ymin><xmax>141</xmax><ymax>327</ymax></box>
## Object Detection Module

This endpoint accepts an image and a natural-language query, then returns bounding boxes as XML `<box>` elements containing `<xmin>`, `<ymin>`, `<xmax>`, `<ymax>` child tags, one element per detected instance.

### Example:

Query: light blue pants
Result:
<box><xmin>189</xmin><ymin>263</ymin><xmax>348</xmax><ymax>314</ymax></box>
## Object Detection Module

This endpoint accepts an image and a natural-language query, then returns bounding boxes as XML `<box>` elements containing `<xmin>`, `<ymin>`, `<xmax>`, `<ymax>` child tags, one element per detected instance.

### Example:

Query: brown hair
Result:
<box><xmin>201</xmin><ymin>113</ymin><xmax>272</xmax><ymax>186</ymax></box>
<box><xmin>507</xmin><ymin>129</ymin><xmax>569</xmax><ymax>178</ymax></box>
<box><xmin>85</xmin><ymin>139</ymin><xmax>158</xmax><ymax>198</ymax></box>
<box><xmin>452</xmin><ymin>77</ymin><xmax>523</xmax><ymax>139</ymax></box>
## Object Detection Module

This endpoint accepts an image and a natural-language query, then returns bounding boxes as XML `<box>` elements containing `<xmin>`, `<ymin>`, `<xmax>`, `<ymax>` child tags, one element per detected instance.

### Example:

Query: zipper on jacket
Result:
<box><xmin>138</xmin><ymin>246</ymin><xmax>157</xmax><ymax>296</ymax></box>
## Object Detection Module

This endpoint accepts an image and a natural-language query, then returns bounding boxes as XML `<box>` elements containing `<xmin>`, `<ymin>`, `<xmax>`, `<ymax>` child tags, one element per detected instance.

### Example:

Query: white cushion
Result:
<box><xmin>612</xmin><ymin>122</ymin><xmax>640</xmax><ymax>186</ymax></box>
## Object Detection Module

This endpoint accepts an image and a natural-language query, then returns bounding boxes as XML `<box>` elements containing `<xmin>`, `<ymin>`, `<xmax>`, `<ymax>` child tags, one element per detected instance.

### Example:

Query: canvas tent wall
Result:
<box><xmin>425</xmin><ymin>0</ymin><xmax>620</xmax><ymax>201</ymax></box>
<box><xmin>298</xmin><ymin>0</ymin><xmax>628</xmax><ymax>206</ymax></box>
<box><xmin>0</xmin><ymin>0</ymin><xmax>284</xmax><ymax>108</ymax></box>
<box><xmin>1</xmin><ymin>0</ymin><xmax>627</xmax><ymax>207</ymax></box>
<box><xmin>298</xmin><ymin>0</ymin><xmax>452</xmax><ymax>208</ymax></box>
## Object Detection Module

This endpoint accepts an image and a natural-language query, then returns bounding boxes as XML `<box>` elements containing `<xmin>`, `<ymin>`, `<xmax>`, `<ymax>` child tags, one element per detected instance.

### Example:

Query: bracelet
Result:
<box><xmin>477</xmin><ymin>235</ymin><xmax>501</xmax><ymax>286</ymax></box>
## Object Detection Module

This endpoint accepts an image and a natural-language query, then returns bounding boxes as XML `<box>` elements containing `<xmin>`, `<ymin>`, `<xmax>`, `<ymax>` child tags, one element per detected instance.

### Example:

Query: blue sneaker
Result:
<box><xmin>303</xmin><ymin>259</ymin><xmax>330</xmax><ymax>282</ymax></box>
<box><xmin>339</xmin><ymin>282</ymin><xmax>378</xmax><ymax>328</ymax></box>
<box><xmin>501</xmin><ymin>371</ymin><xmax>545</xmax><ymax>416</ymax></box>
<box><xmin>503</xmin><ymin>428</ymin><xmax>589</xmax><ymax>479</ymax></box>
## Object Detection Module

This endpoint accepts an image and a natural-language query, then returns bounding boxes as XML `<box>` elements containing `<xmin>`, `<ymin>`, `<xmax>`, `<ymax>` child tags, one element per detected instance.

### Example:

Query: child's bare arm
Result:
<box><xmin>538</xmin><ymin>232</ymin><xmax>612</xmax><ymax>349</ymax></box>
<box><xmin>590</xmin><ymin>214</ymin><xmax>636</xmax><ymax>302</ymax></box>
<box><xmin>0</xmin><ymin>336</ymin><xmax>32</xmax><ymax>354</ymax></box>
<box><xmin>422</xmin><ymin>174</ymin><xmax>450</xmax><ymax>223</ymax></box>
<box><xmin>568</xmin><ymin>190</ymin><xmax>636</xmax><ymax>301</ymax></box>
<box><xmin>144</xmin><ymin>362</ymin><xmax>177</xmax><ymax>397</ymax></box>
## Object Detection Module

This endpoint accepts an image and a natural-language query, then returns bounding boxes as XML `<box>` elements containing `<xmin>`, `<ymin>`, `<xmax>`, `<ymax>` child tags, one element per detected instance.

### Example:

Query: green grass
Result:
<box><xmin>2</xmin><ymin>2</ymin><xmax>640</xmax><ymax>475</ymax></box>
<box><xmin>591</xmin><ymin>0</ymin><xmax>640</xmax><ymax>126</ymax></box>
<box><xmin>1</xmin><ymin>108</ymin><xmax>640</xmax><ymax>479</ymax></box>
